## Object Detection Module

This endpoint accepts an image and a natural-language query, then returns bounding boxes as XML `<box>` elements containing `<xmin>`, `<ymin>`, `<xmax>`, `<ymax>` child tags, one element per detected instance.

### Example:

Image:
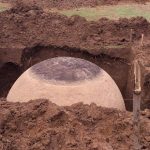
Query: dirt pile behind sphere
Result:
<box><xmin>0</xmin><ymin>99</ymin><xmax>150</xmax><ymax>150</ymax></box>
<box><xmin>0</xmin><ymin>5</ymin><xmax>150</xmax><ymax>51</ymax></box>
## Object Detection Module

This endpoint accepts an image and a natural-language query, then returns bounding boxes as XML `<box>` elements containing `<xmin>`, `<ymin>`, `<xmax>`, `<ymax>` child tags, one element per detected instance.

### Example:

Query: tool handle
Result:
<box><xmin>134</xmin><ymin>60</ymin><xmax>141</xmax><ymax>95</ymax></box>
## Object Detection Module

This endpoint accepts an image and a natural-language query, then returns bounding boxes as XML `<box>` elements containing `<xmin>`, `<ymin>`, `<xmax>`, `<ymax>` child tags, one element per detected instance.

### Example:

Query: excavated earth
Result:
<box><xmin>0</xmin><ymin>99</ymin><xmax>150</xmax><ymax>150</ymax></box>
<box><xmin>0</xmin><ymin>4</ymin><xmax>150</xmax><ymax>149</ymax></box>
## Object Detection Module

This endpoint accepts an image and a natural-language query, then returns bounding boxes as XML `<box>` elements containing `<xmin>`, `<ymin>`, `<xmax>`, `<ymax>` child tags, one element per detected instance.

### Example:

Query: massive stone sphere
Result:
<box><xmin>7</xmin><ymin>57</ymin><xmax>126</xmax><ymax>110</ymax></box>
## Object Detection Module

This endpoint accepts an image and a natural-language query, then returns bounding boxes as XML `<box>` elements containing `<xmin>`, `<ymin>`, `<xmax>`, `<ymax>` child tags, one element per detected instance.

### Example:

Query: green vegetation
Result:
<box><xmin>52</xmin><ymin>3</ymin><xmax>150</xmax><ymax>21</ymax></box>
<box><xmin>0</xmin><ymin>3</ymin><xmax>10</xmax><ymax>12</ymax></box>
<box><xmin>0</xmin><ymin>6</ymin><xmax>6</xmax><ymax>12</ymax></box>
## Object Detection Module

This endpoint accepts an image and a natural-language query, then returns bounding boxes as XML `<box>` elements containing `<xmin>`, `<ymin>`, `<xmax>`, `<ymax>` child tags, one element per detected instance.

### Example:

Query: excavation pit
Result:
<box><xmin>7</xmin><ymin>57</ymin><xmax>126</xmax><ymax>110</ymax></box>
<box><xmin>0</xmin><ymin>4</ymin><xmax>150</xmax><ymax>110</ymax></box>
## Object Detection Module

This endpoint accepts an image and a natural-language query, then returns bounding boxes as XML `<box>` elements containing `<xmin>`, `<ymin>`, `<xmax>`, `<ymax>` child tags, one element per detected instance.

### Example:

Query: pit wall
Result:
<box><xmin>0</xmin><ymin>46</ymin><xmax>133</xmax><ymax>110</ymax></box>
<box><xmin>142</xmin><ymin>67</ymin><xmax>150</xmax><ymax>108</ymax></box>
<box><xmin>22</xmin><ymin>46</ymin><xmax>133</xmax><ymax>109</ymax></box>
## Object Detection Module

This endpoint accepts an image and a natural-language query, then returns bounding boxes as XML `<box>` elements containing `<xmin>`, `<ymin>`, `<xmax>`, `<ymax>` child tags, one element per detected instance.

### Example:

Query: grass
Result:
<box><xmin>1</xmin><ymin>2</ymin><xmax>150</xmax><ymax>21</ymax></box>
<box><xmin>51</xmin><ymin>3</ymin><xmax>150</xmax><ymax>21</ymax></box>
<box><xmin>0</xmin><ymin>2</ymin><xmax>10</xmax><ymax>12</ymax></box>
<box><xmin>0</xmin><ymin>6</ymin><xmax>6</xmax><ymax>12</ymax></box>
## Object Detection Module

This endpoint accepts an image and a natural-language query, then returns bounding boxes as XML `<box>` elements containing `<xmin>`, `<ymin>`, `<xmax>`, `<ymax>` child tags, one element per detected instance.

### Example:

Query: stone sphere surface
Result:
<box><xmin>7</xmin><ymin>57</ymin><xmax>125</xmax><ymax>110</ymax></box>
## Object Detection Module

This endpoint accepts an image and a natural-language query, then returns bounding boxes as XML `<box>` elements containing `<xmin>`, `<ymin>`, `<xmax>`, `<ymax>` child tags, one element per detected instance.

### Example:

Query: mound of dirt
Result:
<box><xmin>0</xmin><ymin>5</ymin><xmax>150</xmax><ymax>51</ymax></box>
<box><xmin>0</xmin><ymin>99</ymin><xmax>150</xmax><ymax>150</ymax></box>
<box><xmin>1</xmin><ymin>0</ymin><xmax>149</xmax><ymax>9</ymax></box>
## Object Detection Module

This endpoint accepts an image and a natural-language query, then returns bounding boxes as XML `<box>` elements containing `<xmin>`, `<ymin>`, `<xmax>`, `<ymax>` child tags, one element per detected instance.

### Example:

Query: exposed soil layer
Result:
<box><xmin>1</xmin><ymin>0</ymin><xmax>149</xmax><ymax>9</ymax></box>
<box><xmin>133</xmin><ymin>43</ymin><xmax>150</xmax><ymax>109</ymax></box>
<box><xmin>0</xmin><ymin>5</ymin><xmax>150</xmax><ymax>109</ymax></box>
<box><xmin>0</xmin><ymin>99</ymin><xmax>150</xmax><ymax>150</ymax></box>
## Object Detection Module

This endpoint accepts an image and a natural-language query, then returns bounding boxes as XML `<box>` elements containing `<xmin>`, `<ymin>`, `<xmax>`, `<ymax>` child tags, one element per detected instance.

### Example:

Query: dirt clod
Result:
<box><xmin>0</xmin><ymin>99</ymin><xmax>150</xmax><ymax>150</ymax></box>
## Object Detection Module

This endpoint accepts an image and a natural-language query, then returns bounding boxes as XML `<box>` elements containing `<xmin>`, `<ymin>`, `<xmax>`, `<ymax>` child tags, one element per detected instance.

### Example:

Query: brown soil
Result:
<box><xmin>1</xmin><ymin>0</ymin><xmax>149</xmax><ymax>9</ymax></box>
<box><xmin>0</xmin><ymin>99</ymin><xmax>150</xmax><ymax>150</ymax></box>
<box><xmin>0</xmin><ymin>4</ymin><xmax>149</xmax><ymax>150</ymax></box>
<box><xmin>1</xmin><ymin>5</ymin><xmax>149</xmax><ymax>50</ymax></box>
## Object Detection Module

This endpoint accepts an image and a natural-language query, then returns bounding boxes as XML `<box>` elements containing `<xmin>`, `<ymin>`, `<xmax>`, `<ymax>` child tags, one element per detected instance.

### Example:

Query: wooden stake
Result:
<box><xmin>140</xmin><ymin>34</ymin><xmax>144</xmax><ymax>47</ymax></box>
<box><xmin>134</xmin><ymin>60</ymin><xmax>141</xmax><ymax>95</ymax></box>
<box><xmin>133</xmin><ymin>60</ymin><xmax>141</xmax><ymax>150</ymax></box>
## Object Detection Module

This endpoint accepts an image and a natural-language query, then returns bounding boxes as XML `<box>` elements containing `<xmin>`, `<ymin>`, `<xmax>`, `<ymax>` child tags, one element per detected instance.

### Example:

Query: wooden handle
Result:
<box><xmin>134</xmin><ymin>60</ymin><xmax>141</xmax><ymax>95</ymax></box>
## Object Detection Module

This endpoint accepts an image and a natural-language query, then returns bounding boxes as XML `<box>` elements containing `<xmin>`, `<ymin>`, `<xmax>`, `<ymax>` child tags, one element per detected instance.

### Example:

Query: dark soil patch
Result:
<box><xmin>0</xmin><ymin>63</ymin><xmax>21</xmax><ymax>97</ymax></box>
